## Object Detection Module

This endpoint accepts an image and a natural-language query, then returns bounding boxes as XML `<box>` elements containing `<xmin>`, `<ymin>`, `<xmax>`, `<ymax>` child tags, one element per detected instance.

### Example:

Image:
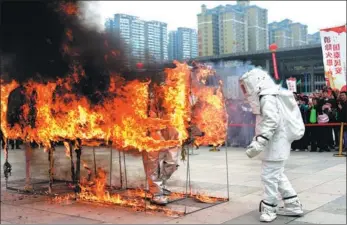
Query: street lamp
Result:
<box><xmin>269</xmin><ymin>43</ymin><xmax>279</xmax><ymax>81</ymax></box>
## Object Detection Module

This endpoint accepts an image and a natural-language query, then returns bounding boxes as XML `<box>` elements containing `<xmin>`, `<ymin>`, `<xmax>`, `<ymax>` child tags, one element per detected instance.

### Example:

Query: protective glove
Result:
<box><xmin>245</xmin><ymin>135</ymin><xmax>268</xmax><ymax>158</ymax></box>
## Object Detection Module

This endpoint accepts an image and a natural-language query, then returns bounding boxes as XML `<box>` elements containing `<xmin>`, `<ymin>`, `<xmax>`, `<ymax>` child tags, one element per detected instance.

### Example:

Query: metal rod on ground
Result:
<box><xmin>184</xmin><ymin>142</ymin><xmax>191</xmax><ymax>214</ymax></box>
<box><xmin>24</xmin><ymin>142</ymin><xmax>33</xmax><ymax>191</ymax></box>
<box><xmin>93</xmin><ymin>147</ymin><xmax>97</xmax><ymax>177</ymax></box>
<box><xmin>188</xmin><ymin>144</ymin><xmax>192</xmax><ymax>194</ymax></box>
<box><xmin>334</xmin><ymin>123</ymin><xmax>346</xmax><ymax>157</ymax></box>
<box><xmin>123</xmin><ymin>151</ymin><xmax>128</xmax><ymax>189</ymax></box>
<box><xmin>118</xmin><ymin>149</ymin><xmax>123</xmax><ymax>189</ymax></box>
<box><xmin>3</xmin><ymin>139</ymin><xmax>11</xmax><ymax>189</ymax></box>
<box><xmin>219</xmin><ymin>71</ymin><xmax>230</xmax><ymax>201</ymax></box>
<box><xmin>109</xmin><ymin>145</ymin><xmax>113</xmax><ymax>189</ymax></box>
<box><xmin>143</xmin><ymin>151</ymin><xmax>148</xmax><ymax>213</ymax></box>
<box><xmin>75</xmin><ymin>140</ymin><xmax>82</xmax><ymax>193</ymax></box>
<box><xmin>224</xmin><ymin>136</ymin><xmax>230</xmax><ymax>200</ymax></box>
<box><xmin>48</xmin><ymin>143</ymin><xmax>55</xmax><ymax>194</ymax></box>
<box><xmin>67</xmin><ymin>141</ymin><xmax>76</xmax><ymax>189</ymax></box>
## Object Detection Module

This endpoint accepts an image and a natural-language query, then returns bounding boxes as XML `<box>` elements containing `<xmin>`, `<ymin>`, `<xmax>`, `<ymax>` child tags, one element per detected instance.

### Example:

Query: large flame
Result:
<box><xmin>52</xmin><ymin>168</ymin><xmax>225</xmax><ymax>216</ymax></box>
<box><xmin>0</xmin><ymin>61</ymin><xmax>192</xmax><ymax>152</ymax></box>
<box><xmin>1</xmin><ymin>1</ymin><xmax>229</xmax><ymax>216</ymax></box>
<box><xmin>191</xmin><ymin>65</ymin><xmax>228</xmax><ymax>147</ymax></box>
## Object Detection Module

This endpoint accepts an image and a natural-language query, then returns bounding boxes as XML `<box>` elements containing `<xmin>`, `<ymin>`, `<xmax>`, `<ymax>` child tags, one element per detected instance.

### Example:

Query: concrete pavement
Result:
<box><xmin>1</xmin><ymin>146</ymin><xmax>346</xmax><ymax>224</ymax></box>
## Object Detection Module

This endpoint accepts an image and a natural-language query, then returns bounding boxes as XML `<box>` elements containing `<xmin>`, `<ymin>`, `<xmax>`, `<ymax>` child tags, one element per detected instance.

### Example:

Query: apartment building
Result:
<box><xmin>105</xmin><ymin>14</ymin><xmax>168</xmax><ymax>67</ymax></box>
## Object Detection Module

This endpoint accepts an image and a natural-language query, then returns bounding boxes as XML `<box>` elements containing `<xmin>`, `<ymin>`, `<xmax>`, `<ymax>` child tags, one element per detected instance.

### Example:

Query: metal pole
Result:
<box><xmin>118</xmin><ymin>149</ymin><xmax>123</xmax><ymax>189</ymax></box>
<box><xmin>67</xmin><ymin>141</ymin><xmax>75</xmax><ymax>186</ymax></box>
<box><xmin>219</xmin><ymin>68</ymin><xmax>230</xmax><ymax>201</ymax></box>
<box><xmin>48</xmin><ymin>144</ymin><xmax>54</xmax><ymax>194</ymax></box>
<box><xmin>224</xmin><ymin>136</ymin><xmax>230</xmax><ymax>200</ymax></box>
<box><xmin>24</xmin><ymin>142</ymin><xmax>33</xmax><ymax>191</ymax></box>
<box><xmin>75</xmin><ymin>143</ymin><xmax>82</xmax><ymax>193</ymax></box>
<box><xmin>109</xmin><ymin>146</ymin><xmax>113</xmax><ymax>189</ymax></box>
<box><xmin>334</xmin><ymin>123</ymin><xmax>346</xmax><ymax>157</ymax></box>
<box><xmin>3</xmin><ymin>139</ymin><xmax>11</xmax><ymax>189</ymax></box>
<box><xmin>93</xmin><ymin>147</ymin><xmax>97</xmax><ymax>177</ymax></box>
<box><xmin>123</xmin><ymin>151</ymin><xmax>128</xmax><ymax>189</ymax></box>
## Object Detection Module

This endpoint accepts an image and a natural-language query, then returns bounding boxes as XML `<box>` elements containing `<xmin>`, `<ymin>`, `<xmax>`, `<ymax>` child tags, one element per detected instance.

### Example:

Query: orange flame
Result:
<box><xmin>60</xmin><ymin>2</ymin><xmax>78</xmax><ymax>15</ymax></box>
<box><xmin>0</xmin><ymin>62</ymin><xmax>192</xmax><ymax>152</ymax></box>
<box><xmin>52</xmin><ymin>168</ymin><xmax>184</xmax><ymax>217</ymax></box>
<box><xmin>51</xmin><ymin>167</ymin><xmax>226</xmax><ymax>216</ymax></box>
<box><xmin>191</xmin><ymin>65</ymin><xmax>227</xmax><ymax>146</ymax></box>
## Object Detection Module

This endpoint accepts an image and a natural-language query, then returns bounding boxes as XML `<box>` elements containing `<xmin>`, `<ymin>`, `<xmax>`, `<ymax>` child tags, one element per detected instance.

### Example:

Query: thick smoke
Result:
<box><xmin>0</xmin><ymin>0</ymin><xmax>131</xmax><ymax>126</ymax></box>
<box><xmin>0</xmin><ymin>0</ymin><xmax>127</xmax><ymax>94</ymax></box>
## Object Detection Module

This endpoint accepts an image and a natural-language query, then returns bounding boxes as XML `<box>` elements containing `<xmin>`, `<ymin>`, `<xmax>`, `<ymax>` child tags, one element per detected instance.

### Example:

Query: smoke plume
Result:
<box><xmin>0</xmin><ymin>0</ymin><xmax>127</xmax><ymax>92</ymax></box>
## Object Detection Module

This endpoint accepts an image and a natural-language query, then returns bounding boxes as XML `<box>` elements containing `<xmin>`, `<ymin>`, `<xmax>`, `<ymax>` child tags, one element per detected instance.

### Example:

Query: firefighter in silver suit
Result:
<box><xmin>239</xmin><ymin>68</ymin><xmax>304</xmax><ymax>222</ymax></box>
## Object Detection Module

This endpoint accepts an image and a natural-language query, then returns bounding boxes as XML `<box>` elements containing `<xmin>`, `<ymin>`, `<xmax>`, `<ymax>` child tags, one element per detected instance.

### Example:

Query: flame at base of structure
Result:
<box><xmin>49</xmin><ymin>168</ymin><xmax>226</xmax><ymax>217</ymax></box>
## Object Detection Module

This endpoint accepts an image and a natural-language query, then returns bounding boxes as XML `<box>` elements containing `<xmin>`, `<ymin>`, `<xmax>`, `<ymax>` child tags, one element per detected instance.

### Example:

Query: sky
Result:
<box><xmin>86</xmin><ymin>1</ymin><xmax>347</xmax><ymax>34</ymax></box>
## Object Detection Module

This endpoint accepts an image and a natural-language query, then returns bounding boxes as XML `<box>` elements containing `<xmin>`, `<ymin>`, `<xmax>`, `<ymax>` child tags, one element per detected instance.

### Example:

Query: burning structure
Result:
<box><xmin>0</xmin><ymin>0</ymin><xmax>229</xmax><ymax>216</ymax></box>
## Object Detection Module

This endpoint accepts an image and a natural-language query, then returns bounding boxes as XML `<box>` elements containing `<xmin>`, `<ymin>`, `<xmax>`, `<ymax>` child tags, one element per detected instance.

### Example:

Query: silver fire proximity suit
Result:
<box><xmin>239</xmin><ymin>68</ymin><xmax>304</xmax><ymax>222</ymax></box>
<box><xmin>142</xmin><ymin>94</ymin><xmax>180</xmax><ymax>205</ymax></box>
<box><xmin>142</xmin><ymin>128</ymin><xmax>180</xmax><ymax>205</ymax></box>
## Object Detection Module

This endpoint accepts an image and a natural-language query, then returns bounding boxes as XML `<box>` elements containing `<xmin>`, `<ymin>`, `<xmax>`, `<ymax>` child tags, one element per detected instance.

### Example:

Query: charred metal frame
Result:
<box><xmin>3</xmin><ymin>67</ymin><xmax>231</xmax><ymax>216</ymax></box>
<box><xmin>4</xmin><ymin>137</ymin><xmax>230</xmax><ymax>216</ymax></box>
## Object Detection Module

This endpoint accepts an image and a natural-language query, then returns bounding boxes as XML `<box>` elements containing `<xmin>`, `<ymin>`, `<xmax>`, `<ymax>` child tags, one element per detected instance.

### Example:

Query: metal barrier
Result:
<box><xmin>228</xmin><ymin>122</ymin><xmax>346</xmax><ymax>157</ymax></box>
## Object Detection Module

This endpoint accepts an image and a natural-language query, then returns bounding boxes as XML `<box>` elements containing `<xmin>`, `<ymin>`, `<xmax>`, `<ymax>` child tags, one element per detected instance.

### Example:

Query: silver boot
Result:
<box><xmin>259</xmin><ymin>200</ymin><xmax>277</xmax><ymax>222</ymax></box>
<box><xmin>277</xmin><ymin>196</ymin><xmax>303</xmax><ymax>216</ymax></box>
<box><xmin>151</xmin><ymin>195</ymin><xmax>168</xmax><ymax>206</ymax></box>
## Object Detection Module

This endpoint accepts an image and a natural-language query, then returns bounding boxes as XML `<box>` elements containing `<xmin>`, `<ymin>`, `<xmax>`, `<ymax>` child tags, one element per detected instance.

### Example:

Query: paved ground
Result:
<box><xmin>0</xmin><ymin>146</ymin><xmax>346</xmax><ymax>224</ymax></box>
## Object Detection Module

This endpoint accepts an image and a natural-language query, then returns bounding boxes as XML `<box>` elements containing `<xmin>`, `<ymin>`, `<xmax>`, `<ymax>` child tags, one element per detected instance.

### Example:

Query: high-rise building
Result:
<box><xmin>236</xmin><ymin>0</ymin><xmax>250</xmax><ymax>7</ymax></box>
<box><xmin>268</xmin><ymin>19</ymin><xmax>308</xmax><ymax>48</ymax></box>
<box><xmin>245</xmin><ymin>5</ymin><xmax>268</xmax><ymax>51</ymax></box>
<box><xmin>105</xmin><ymin>14</ymin><xmax>168</xmax><ymax>68</ymax></box>
<box><xmin>105</xmin><ymin>14</ymin><xmax>145</xmax><ymax>67</ymax></box>
<box><xmin>197</xmin><ymin>1</ymin><xmax>268</xmax><ymax>57</ymax></box>
<box><xmin>290</xmin><ymin>23</ymin><xmax>308</xmax><ymax>46</ymax></box>
<box><xmin>268</xmin><ymin>20</ymin><xmax>293</xmax><ymax>48</ymax></box>
<box><xmin>145</xmin><ymin>21</ymin><xmax>168</xmax><ymax>64</ymax></box>
<box><xmin>307</xmin><ymin>32</ymin><xmax>321</xmax><ymax>45</ymax></box>
<box><xmin>168</xmin><ymin>28</ymin><xmax>198</xmax><ymax>61</ymax></box>
<box><xmin>177</xmin><ymin>27</ymin><xmax>198</xmax><ymax>60</ymax></box>
<box><xmin>168</xmin><ymin>31</ymin><xmax>178</xmax><ymax>61</ymax></box>
<box><xmin>197</xmin><ymin>4</ymin><xmax>220</xmax><ymax>57</ymax></box>
<box><xmin>219</xmin><ymin>4</ymin><xmax>248</xmax><ymax>54</ymax></box>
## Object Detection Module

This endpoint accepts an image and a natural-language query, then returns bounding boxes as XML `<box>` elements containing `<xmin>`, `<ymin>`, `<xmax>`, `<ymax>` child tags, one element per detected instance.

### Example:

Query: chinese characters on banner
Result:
<box><xmin>320</xmin><ymin>25</ymin><xmax>346</xmax><ymax>91</ymax></box>
<box><xmin>286</xmin><ymin>77</ymin><xmax>297</xmax><ymax>93</ymax></box>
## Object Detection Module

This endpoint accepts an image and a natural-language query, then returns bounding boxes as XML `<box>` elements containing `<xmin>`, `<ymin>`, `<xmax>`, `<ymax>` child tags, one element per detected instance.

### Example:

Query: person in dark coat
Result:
<box><xmin>337</xmin><ymin>92</ymin><xmax>347</xmax><ymax>151</ymax></box>
<box><xmin>308</xmin><ymin>98</ymin><xmax>319</xmax><ymax>152</ymax></box>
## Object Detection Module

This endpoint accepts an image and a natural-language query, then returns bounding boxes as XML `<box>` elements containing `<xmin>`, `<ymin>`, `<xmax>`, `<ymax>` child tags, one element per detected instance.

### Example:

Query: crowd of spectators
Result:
<box><xmin>226</xmin><ymin>87</ymin><xmax>347</xmax><ymax>152</ymax></box>
<box><xmin>292</xmin><ymin>87</ymin><xmax>347</xmax><ymax>152</ymax></box>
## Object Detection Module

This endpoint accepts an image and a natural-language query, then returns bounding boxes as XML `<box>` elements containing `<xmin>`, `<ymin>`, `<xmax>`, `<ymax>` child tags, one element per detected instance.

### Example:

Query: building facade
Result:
<box><xmin>268</xmin><ymin>19</ymin><xmax>293</xmax><ymax>48</ymax></box>
<box><xmin>308</xmin><ymin>32</ymin><xmax>321</xmax><ymax>45</ymax></box>
<box><xmin>197</xmin><ymin>4</ymin><xmax>220</xmax><ymax>57</ymax></box>
<box><xmin>269</xmin><ymin>19</ymin><xmax>308</xmax><ymax>48</ymax></box>
<box><xmin>290</xmin><ymin>22</ymin><xmax>308</xmax><ymax>46</ymax></box>
<box><xmin>219</xmin><ymin>4</ymin><xmax>248</xmax><ymax>54</ymax></box>
<box><xmin>246</xmin><ymin>5</ymin><xmax>268</xmax><ymax>51</ymax></box>
<box><xmin>168</xmin><ymin>28</ymin><xmax>198</xmax><ymax>61</ymax></box>
<box><xmin>105</xmin><ymin>14</ymin><xmax>168</xmax><ymax>68</ymax></box>
<box><xmin>197</xmin><ymin>1</ymin><xmax>268</xmax><ymax>57</ymax></box>
<box><xmin>145</xmin><ymin>21</ymin><xmax>168</xmax><ymax>64</ymax></box>
<box><xmin>168</xmin><ymin>31</ymin><xmax>178</xmax><ymax>61</ymax></box>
